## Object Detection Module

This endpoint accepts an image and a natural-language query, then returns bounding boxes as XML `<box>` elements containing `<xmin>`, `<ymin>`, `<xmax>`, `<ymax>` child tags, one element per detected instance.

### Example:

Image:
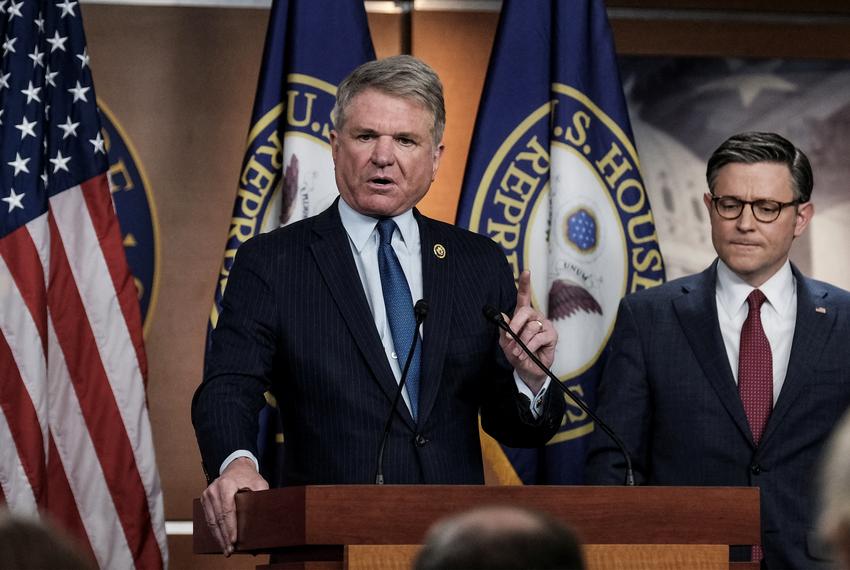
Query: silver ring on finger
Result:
<box><xmin>533</xmin><ymin>319</ymin><xmax>544</xmax><ymax>332</ymax></box>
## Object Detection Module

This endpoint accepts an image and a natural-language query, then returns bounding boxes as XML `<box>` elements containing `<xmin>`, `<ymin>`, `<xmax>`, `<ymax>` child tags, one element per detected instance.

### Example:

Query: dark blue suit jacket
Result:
<box><xmin>586</xmin><ymin>262</ymin><xmax>850</xmax><ymax>569</ymax></box>
<box><xmin>193</xmin><ymin>202</ymin><xmax>564</xmax><ymax>486</ymax></box>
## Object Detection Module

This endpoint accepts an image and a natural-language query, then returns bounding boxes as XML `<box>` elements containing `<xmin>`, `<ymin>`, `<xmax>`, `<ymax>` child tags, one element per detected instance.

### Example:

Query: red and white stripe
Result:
<box><xmin>0</xmin><ymin>174</ymin><xmax>167</xmax><ymax>569</ymax></box>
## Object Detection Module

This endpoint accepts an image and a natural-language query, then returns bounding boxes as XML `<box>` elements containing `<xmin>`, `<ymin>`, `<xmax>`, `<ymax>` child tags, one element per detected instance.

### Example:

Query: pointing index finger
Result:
<box><xmin>516</xmin><ymin>270</ymin><xmax>532</xmax><ymax>310</ymax></box>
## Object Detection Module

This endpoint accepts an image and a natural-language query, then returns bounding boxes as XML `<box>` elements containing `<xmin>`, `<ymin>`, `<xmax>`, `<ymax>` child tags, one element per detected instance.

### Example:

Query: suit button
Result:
<box><xmin>750</xmin><ymin>464</ymin><xmax>761</xmax><ymax>475</ymax></box>
<box><xmin>414</xmin><ymin>434</ymin><xmax>428</xmax><ymax>447</ymax></box>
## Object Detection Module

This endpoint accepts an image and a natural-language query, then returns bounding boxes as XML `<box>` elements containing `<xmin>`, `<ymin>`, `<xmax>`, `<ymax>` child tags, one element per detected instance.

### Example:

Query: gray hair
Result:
<box><xmin>706</xmin><ymin>132</ymin><xmax>813</xmax><ymax>203</ymax></box>
<box><xmin>332</xmin><ymin>55</ymin><xmax>446</xmax><ymax>146</ymax></box>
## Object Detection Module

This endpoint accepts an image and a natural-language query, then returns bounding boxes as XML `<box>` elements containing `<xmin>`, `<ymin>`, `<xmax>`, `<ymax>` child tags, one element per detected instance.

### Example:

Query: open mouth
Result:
<box><xmin>369</xmin><ymin>176</ymin><xmax>395</xmax><ymax>187</ymax></box>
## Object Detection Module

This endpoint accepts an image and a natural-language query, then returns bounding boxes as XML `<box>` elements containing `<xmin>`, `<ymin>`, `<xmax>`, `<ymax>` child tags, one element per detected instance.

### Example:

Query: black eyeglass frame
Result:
<box><xmin>710</xmin><ymin>195</ymin><xmax>801</xmax><ymax>223</ymax></box>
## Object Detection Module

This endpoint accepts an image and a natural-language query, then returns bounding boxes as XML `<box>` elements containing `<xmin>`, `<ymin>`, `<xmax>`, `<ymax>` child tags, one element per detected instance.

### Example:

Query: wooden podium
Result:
<box><xmin>193</xmin><ymin>485</ymin><xmax>760</xmax><ymax>570</ymax></box>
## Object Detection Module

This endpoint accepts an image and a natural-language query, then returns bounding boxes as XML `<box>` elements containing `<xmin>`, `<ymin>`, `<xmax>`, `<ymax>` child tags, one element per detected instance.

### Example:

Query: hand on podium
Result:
<box><xmin>200</xmin><ymin>457</ymin><xmax>269</xmax><ymax>556</ymax></box>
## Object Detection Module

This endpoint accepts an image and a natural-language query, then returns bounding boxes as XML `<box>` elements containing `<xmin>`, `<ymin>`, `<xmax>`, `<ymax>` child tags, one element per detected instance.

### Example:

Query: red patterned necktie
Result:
<box><xmin>738</xmin><ymin>289</ymin><xmax>772</xmax><ymax>564</ymax></box>
<box><xmin>739</xmin><ymin>289</ymin><xmax>773</xmax><ymax>445</ymax></box>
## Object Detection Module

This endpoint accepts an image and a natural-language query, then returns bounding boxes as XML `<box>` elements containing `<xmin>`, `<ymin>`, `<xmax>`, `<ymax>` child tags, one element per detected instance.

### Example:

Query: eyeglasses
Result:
<box><xmin>710</xmin><ymin>195</ymin><xmax>799</xmax><ymax>223</ymax></box>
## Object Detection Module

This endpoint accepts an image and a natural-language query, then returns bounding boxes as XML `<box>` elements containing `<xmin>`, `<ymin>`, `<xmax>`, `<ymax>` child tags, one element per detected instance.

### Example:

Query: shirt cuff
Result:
<box><xmin>514</xmin><ymin>371</ymin><xmax>551</xmax><ymax>419</ymax></box>
<box><xmin>220</xmin><ymin>450</ymin><xmax>259</xmax><ymax>476</ymax></box>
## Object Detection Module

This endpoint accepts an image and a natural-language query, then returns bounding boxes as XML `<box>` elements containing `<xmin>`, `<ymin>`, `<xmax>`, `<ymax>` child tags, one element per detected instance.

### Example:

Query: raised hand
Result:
<box><xmin>499</xmin><ymin>270</ymin><xmax>558</xmax><ymax>394</ymax></box>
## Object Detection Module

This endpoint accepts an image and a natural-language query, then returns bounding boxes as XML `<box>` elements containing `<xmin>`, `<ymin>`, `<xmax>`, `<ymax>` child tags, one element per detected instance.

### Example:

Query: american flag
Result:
<box><xmin>0</xmin><ymin>1</ymin><xmax>167</xmax><ymax>568</ymax></box>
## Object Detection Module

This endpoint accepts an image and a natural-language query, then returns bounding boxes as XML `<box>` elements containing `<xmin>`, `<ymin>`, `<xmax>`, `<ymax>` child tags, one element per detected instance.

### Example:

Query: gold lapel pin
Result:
<box><xmin>816</xmin><ymin>307</ymin><xmax>827</xmax><ymax>314</ymax></box>
<box><xmin>433</xmin><ymin>244</ymin><xmax>446</xmax><ymax>259</ymax></box>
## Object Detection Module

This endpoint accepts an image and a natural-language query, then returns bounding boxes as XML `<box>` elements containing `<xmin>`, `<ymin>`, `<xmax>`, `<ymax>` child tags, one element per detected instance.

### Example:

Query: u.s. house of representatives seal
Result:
<box><xmin>466</xmin><ymin>84</ymin><xmax>663</xmax><ymax>443</ymax></box>
<box><xmin>213</xmin><ymin>74</ymin><xmax>340</xmax><ymax>329</ymax></box>
<box><xmin>242</xmin><ymin>73</ymin><xmax>338</xmax><ymax>236</ymax></box>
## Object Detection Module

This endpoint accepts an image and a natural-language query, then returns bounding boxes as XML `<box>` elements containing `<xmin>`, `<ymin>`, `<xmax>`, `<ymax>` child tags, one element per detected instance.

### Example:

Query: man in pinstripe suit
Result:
<box><xmin>193</xmin><ymin>55</ymin><xmax>566</xmax><ymax>555</ymax></box>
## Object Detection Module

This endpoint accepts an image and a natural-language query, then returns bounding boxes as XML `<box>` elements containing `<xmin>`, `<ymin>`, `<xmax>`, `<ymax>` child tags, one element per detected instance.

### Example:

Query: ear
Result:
<box><xmin>330</xmin><ymin>130</ymin><xmax>339</xmax><ymax>162</ymax></box>
<box><xmin>793</xmin><ymin>201</ymin><xmax>814</xmax><ymax>238</ymax></box>
<box><xmin>431</xmin><ymin>142</ymin><xmax>445</xmax><ymax>181</ymax></box>
<box><xmin>703</xmin><ymin>192</ymin><xmax>714</xmax><ymax>215</ymax></box>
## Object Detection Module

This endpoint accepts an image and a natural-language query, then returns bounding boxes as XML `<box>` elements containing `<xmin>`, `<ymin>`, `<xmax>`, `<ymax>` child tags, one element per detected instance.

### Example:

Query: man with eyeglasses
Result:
<box><xmin>586</xmin><ymin>132</ymin><xmax>850</xmax><ymax>569</ymax></box>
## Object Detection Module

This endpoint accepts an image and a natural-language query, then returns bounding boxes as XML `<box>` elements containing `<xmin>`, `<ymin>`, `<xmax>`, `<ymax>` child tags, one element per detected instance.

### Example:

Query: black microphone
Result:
<box><xmin>375</xmin><ymin>299</ymin><xmax>429</xmax><ymax>485</ymax></box>
<box><xmin>483</xmin><ymin>304</ymin><xmax>635</xmax><ymax>486</ymax></box>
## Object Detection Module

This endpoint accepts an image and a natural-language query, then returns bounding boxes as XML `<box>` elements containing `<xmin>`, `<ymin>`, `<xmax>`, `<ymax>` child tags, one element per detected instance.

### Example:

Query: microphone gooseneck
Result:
<box><xmin>414</xmin><ymin>299</ymin><xmax>429</xmax><ymax>322</ymax></box>
<box><xmin>482</xmin><ymin>304</ymin><xmax>635</xmax><ymax>486</ymax></box>
<box><xmin>375</xmin><ymin>299</ymin><xmax>429</xmax><ymax>485</ymax></box>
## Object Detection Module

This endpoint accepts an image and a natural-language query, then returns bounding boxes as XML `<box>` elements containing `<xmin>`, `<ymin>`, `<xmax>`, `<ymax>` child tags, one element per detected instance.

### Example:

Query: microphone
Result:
<box><xmin>483</xmin><ymin>304</ymin><xmax>635</xmax><ymax>486</ymax></box>
<box><xmin>375</xmin><ymin>299</ymin><xmax>429</xmax><ymax>485</ymax></box>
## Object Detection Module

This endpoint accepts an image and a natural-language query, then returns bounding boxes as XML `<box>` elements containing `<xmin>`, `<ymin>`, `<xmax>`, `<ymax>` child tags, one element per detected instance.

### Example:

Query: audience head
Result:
<box><xmin>414</xmin><ymin>505</ymin><xmax>584</xmax><ymax>570</ymax></box>
<box><xmin>0</xmin><ymin>511</ymin><xmax>94</xmax><ymax>570</ymax></box>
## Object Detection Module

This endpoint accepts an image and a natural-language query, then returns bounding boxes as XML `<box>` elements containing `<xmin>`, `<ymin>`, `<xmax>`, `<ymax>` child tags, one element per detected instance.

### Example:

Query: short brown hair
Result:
<box><xmin>706</xmin><ymin>132</ymin><xmax>813</xmax><ymax>202</ymax></box>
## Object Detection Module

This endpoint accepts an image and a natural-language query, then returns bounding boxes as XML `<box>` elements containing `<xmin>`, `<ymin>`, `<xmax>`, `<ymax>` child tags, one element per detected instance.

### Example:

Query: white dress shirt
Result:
<box><xmin>715</xmin><ymin>259</ymin><xmax>797</xmax><ymax>404</ymax></box>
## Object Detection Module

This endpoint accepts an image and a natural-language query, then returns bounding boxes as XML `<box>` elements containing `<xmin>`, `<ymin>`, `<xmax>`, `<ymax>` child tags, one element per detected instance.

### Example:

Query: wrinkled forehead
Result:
<box><xmin>342</xmin><ymin>91</ymin><xmax>437</xmax><ymax>143</ymax></box>
<box><xmin>342</xmin><ymin>88</ymin><xmax>436</xmax><ymax>130</ymax></box>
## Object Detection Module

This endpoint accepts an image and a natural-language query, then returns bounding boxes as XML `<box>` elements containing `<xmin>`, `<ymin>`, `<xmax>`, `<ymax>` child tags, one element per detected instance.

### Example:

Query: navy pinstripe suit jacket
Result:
<box><xmin>193</xmin><ymin>201</ymin><xmax>565</xmax><ymax>486</ymax></box>
<box><xmin>586</xmin><ymin>262</ymin><xmax>850</xmax><ymax>569</ymax></box>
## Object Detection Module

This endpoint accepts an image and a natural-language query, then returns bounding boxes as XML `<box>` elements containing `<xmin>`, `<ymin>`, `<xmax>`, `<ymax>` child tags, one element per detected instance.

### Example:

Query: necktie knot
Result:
<box><xmin>377</xmin><ymin>218</ymin><xmax>396</xmax><ymax>245</ymax></box>
<box><xmin>747</xmin><ymin>289</ymin><xmax>766</xmax><ymax>312</ymax></box>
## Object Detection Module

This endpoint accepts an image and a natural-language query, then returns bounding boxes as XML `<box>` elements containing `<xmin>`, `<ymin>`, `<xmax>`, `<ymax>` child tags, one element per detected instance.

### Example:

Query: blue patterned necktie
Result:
<box><xmin>376</xmin><ymin>218</ymin><xmax>421</xmax><ymax>421</ymax></box>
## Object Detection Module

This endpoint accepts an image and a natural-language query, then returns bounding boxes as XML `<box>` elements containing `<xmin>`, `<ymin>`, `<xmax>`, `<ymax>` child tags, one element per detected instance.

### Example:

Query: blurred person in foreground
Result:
<box><xmin>586</xmin><ymin>131</ymin><xmax>850</xmax><ymax>568</ymax></box>
<box><xmin>0</xmin><ymin>511</ymin><xmax>94</xmax><ymax>570</ymax></box>
<box><xmin>820</xmin><ymin>409</ymin><xmax>850</xmax><ymax>569</ymax></box>
<box><xmin>414</xmin><ymin>505</ymin><xmax>584</xmax><ymax>570</ymax></box>
<box><xmin>192</xmin><ymin>55</ymin><xmax>566</xmax><ymax>555</ymax></box>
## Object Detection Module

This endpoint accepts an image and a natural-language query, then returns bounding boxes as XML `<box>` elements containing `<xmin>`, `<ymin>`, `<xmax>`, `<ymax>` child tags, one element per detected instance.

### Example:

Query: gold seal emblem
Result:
<box><xmin>433</xmin><ymin>243</ymin><xmax>446</xmax><ymax>259</ymax></box>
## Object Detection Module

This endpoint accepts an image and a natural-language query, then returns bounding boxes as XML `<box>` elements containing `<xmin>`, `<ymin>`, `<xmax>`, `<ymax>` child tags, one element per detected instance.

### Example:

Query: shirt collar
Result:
<box><xmin>337</xmin><ymin>198</ymin><xmax>417</xmax><ymax>253</ymax></box>
<box><xmin>716</xmin><ymin>258</ymin><xmax>796</xmax><ymax>317</ymax></box>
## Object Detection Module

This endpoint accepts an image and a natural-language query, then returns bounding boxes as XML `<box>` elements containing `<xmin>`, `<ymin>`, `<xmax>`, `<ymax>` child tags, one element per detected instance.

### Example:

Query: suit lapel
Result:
<box><xmin>309</xmin><ymin>202</ymin><xmax>416</xmax><ymax>429</ymax></box>
<box><xmin>673</xmin><ymin>263</ymin><xmax>754</xmax><ymax>444</ymax></box>
<box><xmin>415</xmin><ymin>212</ymin><xmax>452</xmax><ymax>426</ymax></box>
<box><xmin>760</xmin><ymin>267</ymin><xmax>836</xmax><ymax>449</ymax></box>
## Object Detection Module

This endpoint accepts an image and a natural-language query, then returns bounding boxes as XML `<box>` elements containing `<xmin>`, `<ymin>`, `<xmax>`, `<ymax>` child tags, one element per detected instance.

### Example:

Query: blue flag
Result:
<box><xmin>457</xmin><ymin>0</ymin><xmax>665</xmax><ymax>484</ymax></box>
<box><xmin>208</xmin><ymin>0</ymin><xmax>374</xmax><ymax>484</ymax></box>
